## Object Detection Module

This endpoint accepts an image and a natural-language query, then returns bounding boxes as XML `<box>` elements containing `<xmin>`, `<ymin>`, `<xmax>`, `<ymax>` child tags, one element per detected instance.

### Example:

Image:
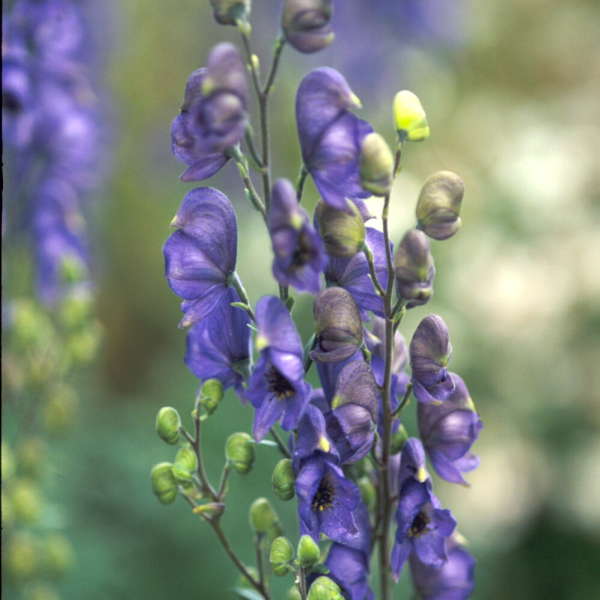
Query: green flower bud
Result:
<box><xmin>209</xmin><ymin>0</ymin><xmax>251</xmax><ymax>25</ymax></box>
<box><xmin>272</xmin><ymin>458</ymin><xmax>295</xmax><ymax>501</ymax></box>
<box><xmin>225</xmin><ymin>432</ymin><xmax>255</xmax><ymax>474</ymax></box>
<box><xmin>12</xmin><ymin>479</ymin><xmax>42</xmax><ymax>524</ymax></box>
<box><xmin>199</xmin><ymin>378</ymin><xmax>224</xmax><ymax>415</ymax></box>
<box><xmin>10</xmin><ymin>299</ymin><xmax>54</xmax><ymax>349</ymax></box>
<box><xmin>315</xmin><ymin>200</ymin><xmax>365</xmax><ymax>257</ymax></box>
<box><xmin>43</xmin><ymin>534</ymin><xmax>74</xmax><ymax>578</ymax></box>
<box><xmin>1</xmin><ymin>441</ymin><xmax>15</xmax><ymax>481</ymax></box>
<box><xmin>150</xmin><ymin>462</ymin><xmax>178</xmax><ymax>505</ymax></box>
<box><xmin>43</xmin><ymin>384</ymin><xmax>79</xmax><ymax>435</ymax></box>
<box><xmin>17</xmin><ymin>437</ymin><xmax>46</xmax><ymax>477</ymax></box>
<box><xmin>172</xmin><ymin>446</ymin><xmax>198</xmax><ymax>483</ymax></box>
<box><xmin>393</xmin><ymin>90</ymin><xmax>430</xmax><ymax>142</ymax></box>
<box><xmin>23</xmin><ymin>584</ymin><xmax>60</xmax><ymax>600</ymax></box>
<box><xmin>359</xmin><ymin>132</ymin><xmax>394</xmax><ymax>196</ymax></box>
<box><xmin>249</xmin><ymin>497</ymin><xmax>281</xmax><ymax>537</ymax></box>
<box><xmin>58</xmin><ymin>289</ymin><xmax>93</xmax><ymax>329</ymax></box>
<box><xmin>307</xmin><ymin>576</ymin><xmax>344</xmax><ymax>600</ymax></box>
<box><xmin>270</xmin><ymin>536</ymin><xmax>295</xmax><ymax>575</ymax></box>
<box><xmin>66</xmin><ymin>321</ymin><xmax>102</xmax><ymax>365</ymax></box>
<box><xmin>416</xmin><ymin>171</ymin><xmax>464</xmax><ymax>240</ymax></box>
<box><xmin>297</xmin><ymin>534</ymin><xmax>320</xmax><ymax>568</ymax></box>
<box><xmin>287</xmin><ymin>587</ymin><xmax>303</xmax><ymax>600</ymax></box>
<box><xmin>60</xmin><ymin>254</ymin><xmax>87</xmax><ymax>284</ymax></box>
<box><xmin>6</xmin><ymin>532</ymin><xmax>39</xmax><ymax>581</ymax></box>
<box><xmin>390</xmin><ymin>423</ymin><xmax>409</xmax><ymax>454</ymax></box>
<box><xmin>358</xmin><ymin>476</ymin><xmax>376</xmax><ymax>510</ymax></box>
<box><xmin>155</xmin><ymin>407</ymin><xmax>181</xmax><ymax>445</ymax></box>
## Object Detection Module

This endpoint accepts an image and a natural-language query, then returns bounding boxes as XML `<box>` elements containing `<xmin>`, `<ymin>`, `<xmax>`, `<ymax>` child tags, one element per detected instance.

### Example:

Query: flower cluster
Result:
<box><xmin>153</xmin><ymin>3</ymin><xmax>481</xmax><ymax>599</ymax></box>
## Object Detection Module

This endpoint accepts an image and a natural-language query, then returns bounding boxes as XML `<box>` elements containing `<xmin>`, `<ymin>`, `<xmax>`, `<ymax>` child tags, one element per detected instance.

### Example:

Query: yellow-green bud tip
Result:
<box><xmin>255</xmin><ymin>333</ymin><xmax>269</xmax><ymax>352</ymax></box>
<box><xmin>297</xmin><ymin>534</ymin><xmax>320</xmax><ymax>568</ymax></box>
<box><xmin>359</xmin><ymin>132</ymin><xmax>394</xmax><ymax>196</ymax></box>
<box><xmin>269</xmin><ymin>536</ymin><xmax>294</xmax><ymax>575</ymax></box>
<box><xmin>307</xmin><ymin>576</ymin><xmax>344</xmax><ymax>600</ymax></box>
<box><xmin>249</xmin><ymin>497</ymin><xmax>280</xmax><ymax>535</ymax></box>
<box><xmin>393</xmin><ymin>90</ymin><xmax>430</xmax><ymax>142</ymax></box>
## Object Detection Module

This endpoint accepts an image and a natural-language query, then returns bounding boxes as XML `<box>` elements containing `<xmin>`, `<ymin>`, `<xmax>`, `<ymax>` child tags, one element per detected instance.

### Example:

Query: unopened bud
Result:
<box><xmin>297</xmin><ymin>534</ymin><xmax>320</xmax><ymax>568</ymax></box>
<box><xmin>360</xmin><ymin>132</ymin><xmax>394</xmax><ymax>196</ymax></box>
<box><xmin>6</xmin><ymin>532</ymin><xmax>38</xmax><ymax>581</ymax></box>
<box><xmin>225</xmin><ymin>432</ymin><xmax>255</xmax><ymax>474</ymax></box>
<box><xmin>150</xmin><ymin>462</ymin><xmax>178</xmax><ymax>505</ymax></box>
<box><xmin>272</xmin><ymin>458</ymin><xmax>295</xmax><ymax>501</ymax></box>
<box><xmin>58</xmin><ymin>289</ymin><xmax>93</xmax><ymax>329</ymax></box>
<box><xmin>393</xmin><ymin>90</ymin><xmax>430</xmax><ymax>142</ymax></box>
<box><xmin>315</xmin><ymin>201</ymin><xmax>365</xmax><ymax>258</ymax></box>
<box><xmin>199</xmin><ymin>378</ymin><xmax>224</xmax><ymax>415</ymax></box>
<box><xmin>22</xmin><ymin>584</ymin><xmax>60</xmax><ymax>600</ymax></box>
<box><xmin>390</xmin><ymin>423</ymin><xmax>409</xmax><ymax>454</ymax></box>
<box><xmin>282</xmin><ymin>0</ymin><xmax>334</xmax><ymax>54</ymax></box>
<box><xmin>16</xmin><ymin>438</ymin><xmax>46</xmax><ymax>478</ymax></box>
<box><xmin>43</xmin><ymin>384</ymin><xmax>79</xmax><ymax>435</ymax></box>
<box><xmin>358</xmin><ymin>476</ymin><xmax>375</xmax><ymax>510</ymax></box>
<box><xmin>209</xmin><ymin>0</ymin><xmax>251</xmax><ymax>26</ymax></box>
<box><xmin>307</xmin><ymin>576</ymin><xmax>344</xmax><ymax>600</ymax></box>
<box><xmin>416</xmin><ymin>171</ymin><xmax>464</xmax><ymax>240</ymax></box>
<box><xmin>66</xmin><ymin>321</ymin><xmax>102</xmax><ymax>364</ymax></box>
<box><xmin>287</xmin><ymin>587</ymin><xmax>303</xmax><ymax>600</ymax></box>
<box><xmin>172</xmin><ymin>446</ymin><xmax>198</xmax><ymax>483</ymax></box>
<box><xmin>12</xmin><ymin>479</ymin><xmax>42</xmax><ymax>524</ymax></box>
<box><xmin>249</xmin><ymin>497</ymin><xmax>280</xmax><ymax>536</ymax></box>
<box><xmin>270</xmin><ymin>536</ymin><xmax>294</xmax><ymax>575</ymax></box>
<box><xmin>394</xmin><ymin>229</ymin><xmax>435</xmax><ymax>308</ymax></box>
<box><xmin>155</xmin><ymin>407</ymin><xmax>181</xmax><ymax>445</ymax></box>
<box><xmin>42</xmin><ymin>534</ymin><xmax>73</xmax><ymax>578</ymax></box>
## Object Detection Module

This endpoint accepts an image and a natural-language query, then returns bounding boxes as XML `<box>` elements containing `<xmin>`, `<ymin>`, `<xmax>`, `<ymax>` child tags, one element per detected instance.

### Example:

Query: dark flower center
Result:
<box><xmin>265</xmin><ymin>365</ymin><xmax>295</xmax><ymax>400</ymax></box>
<box><xmin>291</xmin><ymin>231</ymin><xmax>313</xmax><ymax>267</ymax></box>
<box><xmin>312</xmin><ymin>475</ymin><xmax>335</xmax><ymax>512</ymax></box>
<box><xmin>409</xmin><ymin>510</ymin><xmax>430</xmax><ymax>537</ymax></box>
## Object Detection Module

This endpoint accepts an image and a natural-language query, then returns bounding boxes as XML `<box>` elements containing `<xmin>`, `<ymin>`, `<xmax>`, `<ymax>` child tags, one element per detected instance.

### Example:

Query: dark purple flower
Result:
<box><xmin>394</xmin><ymin>229</ymin><xmax>435</xmax><ymax>308</ymax></box>
<box><xmin>293</xmin><ymin>401</ymin><xmax>338</xmax><ymax>467</ymax></box>
<box><xmin>315</xmin><ymin>350</ymin><xmax>361</xmax><ymax>404</ymax></box>
<box><xmin>2</xmin><ymin>51</ymin><xmax>35</xmax><ymax>148</ymax></box>
<box><xmin>185</xmin><ymin>287</ymin><xmax>251</xmax><ymax>393</ymax></box>
<box><xmin>410</xmin><ymin>315</ymin><xmax>455</xmax><ymax>404</ymax></box>
<box><xmin>391</xmin><ymin>478</ymin><xmax>456</xmax><ymax>579</ymax></box>
<box><xmin>164</xmin><ymin>187</ymin><xmax>237</xmax><ymax>328</ymax></box>
<box><xmin>246</xmin><ymin>296</ymin><xmax>310</xmax><ymax>440</ymax></box>
<box><xmin>282</xmin><ymin>0</ymin><xmax>334</xmax><ymax>54</ymax></box>
<box><xmin>296</xmin><ymin>68</ymin><xmax>373</xmax><ymax>211</ymax></box>
<box><xmin>268</xmin><ymin>179</ymin><xmax>326</xmax><ymax>294</ymax></box>
<box><xmin>394</xmin><ymin>437</ymin><xmax>429</xmax><ymax>491</ymax></box>
<box><xmin>418</xmin><ymin>373</ymin><xmax>483</xmax><ymax>485</ymax></box>
<box><xmin>409</xmin><ymin>536</ymin><xmax>476</xmax><ymax>600</ymax></box>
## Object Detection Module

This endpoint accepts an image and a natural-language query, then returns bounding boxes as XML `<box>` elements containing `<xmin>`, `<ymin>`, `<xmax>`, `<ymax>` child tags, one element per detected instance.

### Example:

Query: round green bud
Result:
<box><xmin>416</xmin><ymin>171</ymin><xmax>464</xmax><ymax>240</ymax></box>
<box><xmin>6</xmin><ymin>532</ymin><xmax>38</xmax><ymax>581</ymax></box>
<box><xmin>358</xmin><ymin>476</ymin><xmax>376</xmax><ymax>510</ymax></box>
<box><xmin>43</xmin><ymin>384</ymin><xmax>79</xmax><ymax>436</ymax></box>
<box><xmin>199</xmin><ymin>378</ymin><xmax>224</xmax><ymax>415</ymax></box>
<box><xmin>269</xmin><ymin>536</ymin><xmax>294</xmax><ymax>575</ymax></box>
<box><xmin>390</xmin><ymin>423</ymin><xmax>409</xmax><ymax>454</ymax></box>
<box><xmin>210</xmin><ymin>0</ymin><xmax>251</xmax><ymax>25</ymax></box>
<box><xmin>43</xmin><ymin>534</ymin><xmax>74</xmax><ymax>578</ymax></box>
<box><xmin>359</xmin><ymin>132</ymin><xmax>394</xmax><ymax>196</ymax></box>
<box><xmin>249</xmin><ymin>497</ymin><xmax>281</xmax><ymax>537</ymax></box>
<box><xmin>393</xmin><ymin>90</ymin><xmax>430</xmax><ymax>142</ymax></box>
<box><xmin>150</xmin><ymin>462</ymin><xmax>178</xmax><ymax>505</ymax></box>
<box><xmin>60</xmin><ymin>254</ymin><xmax>87</xmax><ymax>284</ymax></box>
<box><xmin>297</xmin><ymin>534</ymin><xmax>320</xmax><ymax>568</ymax></box>
<box><xmin>307</xmin><ymin>576</ymin><xmax>344</xmax><ymax>600</ymax></box>
<box><xmin>225</xmin><ymin>432</ymin><xmax>255</xmax><ymax>474</ymax></box>
<box><xmin>66</xmin><ymin>321</ymin><xmax>102</xmax><ymax>365</ymax></box>
<box><xmin>172</xmin><ymin>446</ymin><xmax>198</xmax><ymax>484</ymax></box>
<box><xmin>155</xmin><ymin>407</ymin><xmax>181</xmax><ymax>445</ymax></box>
<box><xmin>272</xmin><ymin>458</ymin><xmax>295</xmax><ymax>501</ymax></box>
<box><xmin>12</xmin><ymin>479</ymin><xmax>42</xmax><ymax>524</ymax></box>
<box><xmin>315</xmin><ymin>200</ymin><xmax>365</xmax><ymax>258</ymax></box>
<box><xmin>58</xmin><ymin>289</ymin><xmax>93</xmax><ymax>329</ymax></box>
<box><xmin>17</xmin><ymin>437</ymin><xmax>46</xmax><ymax>478</ymax></box>
<box><xmin>287</xmin><ymin>587</ymin><xmax>303</xmax><ymax>600</ymax></box>
<box><xmin>10</xmin><ymin>299</ymin><xmax>53</xmax><ymax>349</ymax></box>
<box><xmin>1</xmin><ymin>441</ymin><xmax>16</xmax><ymax>481</ymax></box>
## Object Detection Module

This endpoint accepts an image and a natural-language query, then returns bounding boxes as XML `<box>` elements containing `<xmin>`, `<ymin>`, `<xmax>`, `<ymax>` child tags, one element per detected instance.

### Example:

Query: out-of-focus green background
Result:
<box><xmin>5</xmin><ymin>0</ymin><xmax>600</xmax><ymax>598</ymax></box>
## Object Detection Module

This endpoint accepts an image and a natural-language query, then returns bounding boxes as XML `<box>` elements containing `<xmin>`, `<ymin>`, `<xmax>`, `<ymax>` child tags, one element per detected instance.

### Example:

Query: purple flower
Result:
<box><xmin>282</xmin><ymin>0</ymin><xmax>334</xmax><ymax>54</ymax></box>
<box><xmin>2</xmin><ymin>51</ymin><xmax>35</xmax><ymax>148</ymax></box>
<box><xmin>394</xmin><ymin>229</ymin><xmax>435</xmax><ymax>308</ymax></box>
<box><xmin>185</xmin><ymin>287</ymin><xmax>251</xmax><ymax>393</ymax></box>
<box><xmin>246</xmin><ymin>296</ymin><xmax>310</xmax><ymax>440</ymax></box>
<box><xmin>315</xmin><ymin>350</ymin><xmax>361</xmax><ymax>404</ymax></box>
<box><xmin>418</xmin><ymin>373</ymin><xmax>483</xmax><ymax>485</ymax></box>
<box><xmin>410</xmin><ymin>315</ymin><xmax>455</xmax><ymax>404</ymax></box>
<box><xmin>268</xmin><ymin>179</ymin><xmax>326</xmax><ymax>294</ymax></box>
<box><xmin>296</xmin><ymin>68</ymin><xmax>373</xmax><ymax>211</ymax></box>
<box><xmin>164</xmin><ymin>187</ymin><xmax>237</xmax><ymax>328</ymax></box>
<box><xmin>293</xmin><ymin>401</ymin><xmax>338</xmax><ymax>467</ymax></box>
<box><xmin>391</xmin><ymin>478</ymin><xmax>456</xmax><ymax>579</ymax></box>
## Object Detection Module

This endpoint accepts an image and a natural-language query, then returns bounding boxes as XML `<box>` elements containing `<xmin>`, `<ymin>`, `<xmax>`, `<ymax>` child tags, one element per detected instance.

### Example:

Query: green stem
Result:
<box><xmin>255</xmin><ymin>533</ymin><xmax>268</xmax><ymax>593</ymax></box>
<box><xmin>244</xmin><ymin>129</ymin><xmax>264</xmax><ymax>170</ymax></box>
<box><xmin>392</xmin><ymin>382</ymin><xmax>413</xmax><ymax>417</ymax></box>
<box><xmin>229</xmin><ymin>147</ymin><xmax>267</xmax><ymax>220</ymax></box>
<box><xmin>298</xmin><ymin>567</ymin><xmax>308</xmax><ymax>600</ymax></box>
<box><xmin>217</xmin><ymin>464</ymin><xmax>231</xmax><ymax>500</ymax></box>
<box><xmin>363</xmin><ymin>245</ymin><xmax>386</xmax><ymax>298</ymax></box>
<box><xmin>191</xmin><ymin>402</ymin><xmax>218</xmax><ymax>501</ymax></box>
<box><xmin>270</xmin><ymin>427</ymin><xmax>291</xmax><ymax>458</ymax></box>
<box><xmin>296</xmin><ymin>165</ymin><xmax>308</xmax><ymax>203</ymax></box>
<box><xmin>232</xmin><ymin>271</ymin><xmax>256</xmax><ymax>322</ymax></box>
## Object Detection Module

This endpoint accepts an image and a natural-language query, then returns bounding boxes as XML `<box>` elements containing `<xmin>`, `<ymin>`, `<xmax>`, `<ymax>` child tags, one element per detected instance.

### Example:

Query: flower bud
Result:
<box><xmin>42</xmin><ymin>534</ymin><xmax>73</xmax><ymax>578</ymax></box>
<box><xmin>150</xmin><ymin>462</ymin><xmax>178</xmax><ymax>505</ymax></box>
<box><xmin>58</xmin><ymin>289</ymin><xmax>93</xmax><ymax>329</ymax></box>
<box><xmin>22</xmin><ymin>584</ymin><xmax>60</xmax><ymax>600</ymax></box>
<box><xmin>209</xmin><ymin>0</ymin><xmax>251</xmax><ymax>26</ymax></box>
<box><xmin>269</xmin><ymin>536</ymin><xmax>295</xmax><ymax>575</ymax></box>
<box><xmin>297</xmin><ymin>534</ymin><xmax>320</xmax><ymax>568</ymax></box>
<box><xmin>416</xmin><ymin>171</ymin><xmax>464</xmax><ymax>240</ymax></box>
<box><xmin>172</xmin><ymin>446</ymin><xmax>198</xmax><ymax>483</ymax></box>
<box><xmin>199</xmin><ymin>378</ymin><xmax>224</xmax><ymax>415</ymax></box>
<box><xmin>249</xmin><ymin>497</ymin><xmax>281</xmax><ymax>537</ymax></box>
<box><xmin>394</xmin><ymin>229</ymin><xmax>435</xmax><ymax>308</ymax></box>
<box><xmin>307</xmin><ymin>576</ymin><xmax>344</xmax><ymax>600</ymax></box>
<box><xmin>358</xmin><ymin>476</ymin><xmax>376</xmax><ymax>510</ymax></box>
<box><xmin>287</xmin><ymin>587</ymin><xmax>303</xmax><ymax>600</ymax></box>
<box><xmin>315</xmin><ymin>201</ymin><xmax>365</xmax><ymax>258</ymax></box>
<box><xmin>272</xmin><ymin>458</ymin><xmax>296</xmax><ymax>500</ymax></box>
<box><xmin>43</xmin><ymin>384</ymin><xmax>79</xmax><ymax>435</ymax></box>
<box><xmin>282</xmin><ymin>0</ymin><xmax>334</xmax><ymax>54</ymax></box>
<box><xmin>16</xmin><ymin>438</ymin><xmax>46</xmax><ymax>478</ymax></box>
<box><xmin>12</xmin><ymin>479</ymin><xmax>42</xmax><ymax>524</ymax></box>
<box><xmin>393</xmin><ymin>90</ymin><xmax>430</xmax><ymax>142</ymax></box>
<box><xmin>6</xmin><ymin>532</ymin><xmax>38</xmax><ymax>581</ymax></box>
<box><xmin>390</xmin><ymin>423</ymin><xmax>409</xmax><ymax>454</ymax></box>
<box><xmin>359</xmin><ymin>132</ymin><xmax>394</xmax><ymax>196</ymax></box>
<box><xmin>155</xmin><ymin>407</ymin><xmax>181</xmax><ymax>445</ymax></box>
<box><xmin>225</xmin><ymin>432</ymin><xmax>255</xmax><ymax>474</ymax></box>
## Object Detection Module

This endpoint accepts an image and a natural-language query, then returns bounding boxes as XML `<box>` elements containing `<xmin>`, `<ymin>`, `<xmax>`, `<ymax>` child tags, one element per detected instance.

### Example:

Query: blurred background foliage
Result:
<box><xmin>3</xmin><ymin>0</ymin><xmax>600</xmax><ymax>598</ymax></box>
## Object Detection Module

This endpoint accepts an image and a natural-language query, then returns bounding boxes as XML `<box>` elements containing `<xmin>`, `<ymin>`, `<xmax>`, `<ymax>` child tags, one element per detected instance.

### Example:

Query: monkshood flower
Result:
<box><xmin>246</xmin><ymin>296</ymin><xmax>310</xmax><ymax>440</ymax></box>
<box><xmin>393</xmin><ymin>90</ymin><xmax>430</xmax><ymax>143</ymax></box>
<box><xmin>410</xmin><ymin>315</ymin><xmax>455</xmax><ymax>404</ymax></box>
<box><xmin>282</xmin><ymin>0</ymin><xmax>334</xmax><ymax>54</ymax></box>
<box><xmin>2</xmin><ymin>50</ymin><xmax>35</xmax><ymax>149</ymax></box>
<box><xmin>164</xmin><ymin>187</ymin><xmax>237</xmax><ymax>328</ymax></box>
<box><xmin>325</xmin><ymin>228</ymin><xmax>389</xmax><ymax>317</ymax></box>
<box><xmin>394</xmin><ymin>437</ymin><xmax>429</xmax><ymax>491</ymax></box>
<box><xmin>315</xmin><ymin>200</ymin><xmax>365</xmax><ymax>258</ymax></box>
<box><xmin>409</xmin><ymin>535</ymin><xmax>476</xmax><ymax>600</ymax></box>
<box><xmin>293</xmin><ymin>399</ymin><xmax>339</xmax><ymax>468</ymax></box>
<box><xmin>296</xmin><ymin>68</ymin><xmax>373</xmax><ymax>211</ymax></box>
<box><xmin>315</xmin><ymin>350</ymin><xmax>361</xmax><ymax>405</ymax></box>
<box><xmin>418</xmin><ymin>373</ymin><xmax>483</xmax><ymax>485</ymax></box>
<box><xmin>171</xmin><ymin>43</ymin><xmax>248</xmax><ymax>181</ymax></box>
<box><xmin>391</xmin><ymin>477</ymin><xmax>456</xmax><ymax>579</ymax></box>
<box><xmin>394</xmin><ymin>229</ymin><xmax>435</xmax><ymax>308</ymax></box>
<box><xmin>268</xmin><ymin>179</ymin><xmax>326</xmax><ymax>294</ymax></box>
<box><xmin>184</xmin><ymin>287</ymin><xmax>251</xmax><ymax>393</ymax></box>
<box><xmin>209</xmin><ymin>0</ymin><xmax>251</xmax><ymax>26</ymax></box>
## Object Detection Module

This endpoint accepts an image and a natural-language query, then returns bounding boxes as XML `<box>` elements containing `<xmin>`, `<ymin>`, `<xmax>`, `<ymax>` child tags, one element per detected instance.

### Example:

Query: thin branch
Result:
<box><xmin>270</xmin><ymin>427</ymin><xmax>291</xmax><ymax>458</ymax></box>
<box><xmin>363</xmin><ymin>245</ymin><xmax>386</xmax><ymax>298</ymax></box>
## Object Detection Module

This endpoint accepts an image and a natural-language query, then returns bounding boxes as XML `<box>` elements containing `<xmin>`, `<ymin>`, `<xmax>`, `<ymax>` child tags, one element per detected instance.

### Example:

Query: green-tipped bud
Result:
<box><xmin>272</xmin><ymin>458</ymin><xmax>295</xmax><ymax>501</ymax></box>
<box><xmin>150</xmin><ymin>462</ymin><xmax>178</xmax><ymax>505</ymax></box>
<box><xmin>12</xmin><ymin>479</ymin><xmax>42</xmax><ymax>524</ymax></box>
<box><xmin>315</xmin><ymin>200</ymin><xmax>365</xmax><ymax>257</ymax></box>
<box><xmin>172</xmin><ymin>446</ymin><xmax>198</xmax><ymax>483</ymax></box>
<box><xmin>393</xmin><ymin>90</ymin><xmax>430</xmax><ymax>142</ymax></box>
<box><xmin>225</xmin><ymin>432</ymin><xmax>255</xmax><ymax>474</ymax></box>
<box><xmin>390</xmin><ymin>423</ymin><xmax>409</xmax><ymax>454</ymax></box>
<box><xmin>297</xmin><ymin>534</ymin><xmax>320</xmax><ymax>568</ymax></box>
<box><xmin>270</xmin><ymin>536</ymin><xmax>295</xmax><ymax>575</ymax></box>
<box><xmin>42</xmin><ymin>534</ymin><xmax>74</xmax><ymax>578</ymax></box>
<box><xmin>307</xmin><ymin>576</ymin><xmax>344</xmax><ymax>600</ymax></box>
<box><xmin>416</xmin><ymin>171</ymin><xmax>464</xmax><ymax>240</ymax></box>
<box><xmin>358</xmin><ymin>476</ymin><xmax>376</xmax><ymax>510</ymax></box>
<box><xmin>360</xmin><ymin>132</ymin><xmax>394</xmax><ymax>196</ymax></box>
<box><xmin>155</xmin><ymin>407</ymin><xmax>181</xmax><ymax>445</ymax></box>
<box><xmin>6</xmin><ymin>532</ymin><xmax>38</xmax><ymax>581</ymax></box>
<box><xmin>199</xmin><ymin>378</ymin><xmax>224</xmax><ymax>415</ymax></box>
<box><xmin>16</xmin><ymin>438</ymin><xmax>46</xmax><ymax>478</ymax></box>
<box><xmin>210</xmin><ymin>0</ymin><xmax>251</xmax><ymax>25</ymax></box>
<box><xmin>287</xmin><ymin>587</ymin><xmax>303</xmax><ymax>600</ymax></box>
<box><xmin>249</xmin><ymin>497</ymin><xmax>281</xmax><ymax>537</ymax></box>
<box><xmin>43</xmin><ymin>384</ymin><xmax>79</xmax><ymax>435</ymax></box>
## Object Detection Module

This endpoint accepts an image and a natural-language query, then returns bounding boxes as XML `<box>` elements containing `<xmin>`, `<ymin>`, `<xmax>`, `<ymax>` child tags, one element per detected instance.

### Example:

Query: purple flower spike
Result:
<box><xmin>268</xmin><ymin>179</ymin><xmax>327</xmax><ymax>294</ymax></box>
<box><xmin>391</xmin><ymin>478</ymin><xmax>456</xmax><ymax>579</ymax></box>
<box><xmin>185</xmin><ymin>287</ymin><xmax>251</xmax><ymax>393</ymax></box>
<box><xmin>409</xmin><ymin>536</ymin><xmax>476</xmax><ymax>600</ymax></box>
<box><xmin>418</xmin><ymin>373</ymin><xmax>483</xmax><ymax>485</ymax></box>
<box><xmin>296</xmin><ymin>68</ymin><xmax>373</xmax><ymax>211</ymax></box>
<box><xmin>246</xmin><ymin>296</ymin><xmax>310</xmax><ymax>440</ymax></box>
<box><xmin>164</xmin><ymin>187</ymin><xmax>237</xmax><ymax>328</ymax></box>
<box><xmin>410</xmin><ymin>315</ymin><xmax>455</xmax><ymax>404</ymax></box>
